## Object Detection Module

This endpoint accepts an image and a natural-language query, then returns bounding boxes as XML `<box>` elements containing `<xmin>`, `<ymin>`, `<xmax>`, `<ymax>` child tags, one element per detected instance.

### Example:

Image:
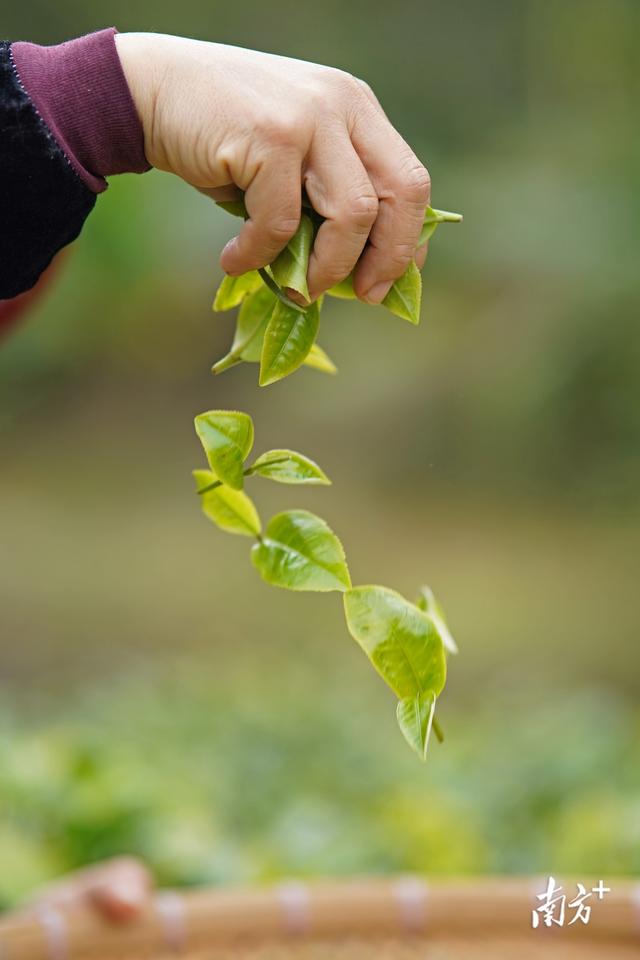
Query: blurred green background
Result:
<box><xmin>1</xmin><ymin>0</ymin><xmax>639</xmax><ymax>906</ymax></box>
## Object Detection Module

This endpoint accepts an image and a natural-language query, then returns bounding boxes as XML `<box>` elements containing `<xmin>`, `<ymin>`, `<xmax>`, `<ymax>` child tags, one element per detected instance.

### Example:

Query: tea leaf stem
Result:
<box><xmin>197</xmin><ymin>456</ymin><xmax>292</xmax><ymax>494</ymax></box>
<box><xmin>258</xmin><ymin>268</ymin><xmax>308</xmax><ymax>314</ymax></box>
<box><xmin>432</xmin><ymin>717</ymin><xmax>444</xmax><ymax>743</ymax></box>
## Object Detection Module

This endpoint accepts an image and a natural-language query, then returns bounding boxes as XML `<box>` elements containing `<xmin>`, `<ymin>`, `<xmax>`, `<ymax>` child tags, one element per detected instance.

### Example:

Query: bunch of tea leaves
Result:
<box><xmin>211</xmin><ymin>199</ymin><xmax>462</xmax><ymax>386</ymax></box>
<box><xmin>193</xmin><ymin>410</ymin><xmax>458</xmax><ymax>760</ymax></box>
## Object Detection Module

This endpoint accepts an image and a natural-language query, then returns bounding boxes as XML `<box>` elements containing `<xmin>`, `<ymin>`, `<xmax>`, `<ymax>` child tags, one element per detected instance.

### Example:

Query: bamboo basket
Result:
<box><xmin>1</xmin><ymin>878</ymin><xmax>638</xmax><ymax>960</ymax></box>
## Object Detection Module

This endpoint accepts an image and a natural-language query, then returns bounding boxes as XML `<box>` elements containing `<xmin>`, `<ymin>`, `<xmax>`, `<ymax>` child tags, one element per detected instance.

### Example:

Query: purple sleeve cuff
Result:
<box><xmin>11</xmin><ymin>28</ymin><xmax>150</xmax><ymax>194</ymax></box>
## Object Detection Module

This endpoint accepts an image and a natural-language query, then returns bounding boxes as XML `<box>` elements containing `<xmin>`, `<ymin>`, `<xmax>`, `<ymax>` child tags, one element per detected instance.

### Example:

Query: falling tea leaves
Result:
<box><xmin>192</xmin><ymin>197</ymin><xmax>462</xmax><ymax>758</ymax></box>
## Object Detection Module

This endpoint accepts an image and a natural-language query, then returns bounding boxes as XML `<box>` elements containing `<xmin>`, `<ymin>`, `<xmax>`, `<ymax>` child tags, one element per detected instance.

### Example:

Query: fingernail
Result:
<box><xmin>220</xmin><ymin>238</ymin><xmax>241</xmax><ymax>274</ymax></box>
<box><xmin>363</xmin><ymin>280</ymin><xmax>392</xmax><ymax>304</ymax></box>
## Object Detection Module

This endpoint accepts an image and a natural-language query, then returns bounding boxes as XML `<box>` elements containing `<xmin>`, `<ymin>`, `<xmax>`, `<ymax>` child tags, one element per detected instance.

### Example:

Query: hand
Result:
<box><xmin>115</xmin><ymin>33</ymin><xmax>431</xmax><ymax>303</ymax></box>
<box><xmin>23</xmin><ymin>857</ymin><xmax>152</xmax><ymax>923</ymax></box>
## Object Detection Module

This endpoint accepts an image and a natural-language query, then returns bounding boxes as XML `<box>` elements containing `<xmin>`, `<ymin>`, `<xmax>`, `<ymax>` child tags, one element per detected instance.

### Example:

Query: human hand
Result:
<box><xmin>23</xmin><ymin>857</ymin><xmax>152</xmax><ymax>923</ymax></box>
<box><xmin>114</xmin><ymin>33</ymin><xmax>431</xmax><ymax>303</ymax></box>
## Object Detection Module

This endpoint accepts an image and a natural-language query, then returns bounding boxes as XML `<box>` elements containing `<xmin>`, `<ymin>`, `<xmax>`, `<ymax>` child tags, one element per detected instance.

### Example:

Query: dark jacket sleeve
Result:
<box><xmin>0</xmin><ymin>41</ymin><xmax>96</xmax><ymax>299</ymax></box>
<box><xmin>0</xmin><ymin>29</ymin><xmax>149</xmax><ymax>301</ymax></box>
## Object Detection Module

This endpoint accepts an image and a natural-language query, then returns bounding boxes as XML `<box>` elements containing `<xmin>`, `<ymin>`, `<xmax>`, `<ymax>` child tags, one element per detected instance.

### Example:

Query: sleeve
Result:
<box><xmin>0</xmin><ymin>29</ymin><xmax>149</xmax><ymax>301</ymax></box>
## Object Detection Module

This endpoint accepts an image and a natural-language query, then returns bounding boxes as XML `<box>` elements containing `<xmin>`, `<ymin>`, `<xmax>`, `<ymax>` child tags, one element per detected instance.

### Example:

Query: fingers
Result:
<box><xmin>220</xmin><ymin>150</ymin><xmax>302</xmax><ymax>276</ymax></box>
<box><xmin>209</xmin><ymin>70</ymin><xmax>429</xmax><ymax>300</ymax></box>
<box><xmin>350</xmin><ymin>108</ymin><xmax>430</xmax><ymax>303</ymax></box>
<box><xmin>304</xmin><ymin>132</ymin><xmax>378</xmax><ymax>301</ymax></box>
<box><xmin>88</xmin><ymin>857</ymin><xmax>152</xmax><ymax>922</ymax></box>
<box><xmin>27</xmin><ymin>857</ymin><xmax>153</xmax><ymax>924</ymax></box>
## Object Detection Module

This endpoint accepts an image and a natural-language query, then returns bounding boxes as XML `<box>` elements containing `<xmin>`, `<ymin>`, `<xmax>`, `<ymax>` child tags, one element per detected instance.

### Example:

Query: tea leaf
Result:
<box><xmin>248</xmin><ymin>449</ymin><xmax>330</xmax><ymax>485</ymax></box>
<box><xmin>216</xmin><ymin>199</ymin><xmax>248</xmax><ymax>218</ymax></box>
<box><xmin>326</xmin><ymin>274</ymin><xmax>357</xmax><ymax>300</ymax></box>
<box><xmin>343</xmin><ymin>585</ymin><xmax>446</xmax><ymax>698</ymax></box>
<box><xmin>251</xmin><ymin>509</ymin><xmax>351</xmax><ymax>592</ymax></box>
<box><xmin>418</xmin><ymin>220</ymin><xmax>438</xmax><ymax>247</ymax></box>
<box><xmin>213</xmin><ymin>271</ymin><xmax>262</xmax><ymax>312</ymax></box>
<box><xmin>382</xmin><ymin>261</ymin><xmax>422</xmax><ymax>325</ymax></box>
<box><xmin>419</xmin><ymin>206</ymin><xmax>463</xmax><ymax>247</ymax></box>
<box><xmin>194</xmin><ymin>410</ymin><xmax>254</xmax><ymax>490</ymax></box>
<box><xmin>258</xmin><ymin>268</ymin><xmax>307</xmax><ymax>314</ymax></box>
<box><xmin>416</xmin><ymin>585</ymin><xmax>458</xmax><ymax>655</ymax></box>
<box><xmin>427</xmin><ymin>206</ymin><xmax>463</xmax><ymax>224</ymax></box>
<box><xmin>212</xmin><ymin>286</ymin><xmax>277</xmax><ymax>374</ymax></box>
<box><xmin>396</xmin><ymin>690</ymin><xmax>437</xmax><ymax>761</ymax></box>
<box><xmin>233</xmin><ymin>286</ymin><xmax>276</xmax><ymax>362</ymax></box>
<box><xmin>193</xmin><ymin>469</ymin><xmax>261</xmax><ymax>537</ymax></box>
<box><xmin>303</xmin><ymin>343</ymin><xmax>338</xmax><ymax>375</ymax></box>
<box><xmin>270</xmin><ymin>215</ymin><xmax>314</xmax><ymax>301</ymax></box>
<box><xmin>259</xmin><ymin>299</ymin><xmax>320</xmax><ymax>386</ymax></box>
<box><xmin>396</xmin><ymin>690</ymin><xmax>436</xmax><ymax>761</ymax></box>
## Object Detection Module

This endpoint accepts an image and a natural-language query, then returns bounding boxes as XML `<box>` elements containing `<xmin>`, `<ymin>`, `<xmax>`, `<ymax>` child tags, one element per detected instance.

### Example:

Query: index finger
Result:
<box><xmin>219</xmin><ymin>150</ymin><xmax>302</xmax><ymax>276</ymax></box>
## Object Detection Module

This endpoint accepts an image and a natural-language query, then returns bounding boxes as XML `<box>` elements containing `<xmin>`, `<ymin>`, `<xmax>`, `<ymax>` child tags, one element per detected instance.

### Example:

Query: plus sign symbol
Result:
<box><xmin>591</xmin><ymin>881</ymin><xmax>611</xmax><ymax>901</ymax></box>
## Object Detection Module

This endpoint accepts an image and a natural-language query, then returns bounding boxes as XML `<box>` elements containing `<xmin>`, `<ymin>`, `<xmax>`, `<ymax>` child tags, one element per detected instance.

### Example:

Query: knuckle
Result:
<box><xmin>338</xmin><ymin>191</ymin><xmax>379</xmax><ymax>230</ymax></box>
<box><xmin>357</xmin><ymin>77</ymin><xmax>375</xmax><ymax>99</ymax></box>
<box><xmin>258</xmin><ymin>114</ymin><xmax>300</xmax><ymax>147</ymax></box>
<box><xmin>311</xmin><ymin>252</ymin><xmax>357</xmax><ymax>289</ymax></box>
<box><xmin>384</xmin><ymin>243</ymin><xmax>416</xmax><ymax>274</ymax></box>
<box><xmin>328</xmin><ymin>68</ymin><xmax>362</xmax><ymax>101</ymax></box>
<box><xmin>302</xmin><ymin>82</ymin><xmax>326</xmax><ymax>113</ymax></box>
<box><xmin>320</xmin><ymin>263</ymin><xmax>356</xmax><ymax>287</ymax></box>
<box><xmin>264</xmin><ymin>216</ymin><xmax>301</xmax><ymax>245</ymax></box>
<box><xmin>400</xmin><ymin>160</ymin><xmax>431</xmax><ymax>204</ymax></box>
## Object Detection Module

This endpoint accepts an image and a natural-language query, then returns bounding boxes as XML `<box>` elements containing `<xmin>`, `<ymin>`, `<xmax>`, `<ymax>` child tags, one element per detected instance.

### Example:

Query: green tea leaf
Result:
<box><xmin>343</xmin><ymin>585</ymin><xmax>446</xmax><ymax>698</ymax></box>
<box><xmin>303</xmin><ymin>343</ymin><xmax>338</xmax><ymax>375</ymax></box>
<box><xmin>251</xmin><ymin>509</ymin><xmax>351</xmax><ymax>592</ymax></box>
<box><xmin>213</xmin><ymin>271</ymin><xmax>262</xmax><ymax>312</ymax></box>
<box><xmin>259</xmin><ymin>299</ymin><xmax>320</xmax><ymax>386</ymax></box>
<box><xmin>258</xmin><ymin>268</ymin><xmax>307</xmax><ymax>313</ymax></box>
<box><xmin>270</xmin><ymin>215</ymin><xmax>314</xmax><ymax>301</ymax></box>
<box><xmin>212</xmin><ymin>286</ymin><xmax>277</xmax><ymax>374</ymax></box>
<box><xmin>248</xmin><ymin>449</ymin><xmax>330</xmax><ymax>485</ymax></box>
<box><xmin>194</xmin><ymin>410</ymin><xmax>254</xmax><ymax>490</ymax></box>
<box><xmin>382</xmin><ymin>261</ymin><xmax>422</xmax><ymax>325</ymax></box>
<box><xmin>193</xmin><ymin>469</ymin><xmax>261</xmax><ymax>537</ymax></box>
<box><xmin>234</xmin><ymin>286</ymin><xmax>276</xmax><ymax>362</ymax></box>
<box><xmin>396</xmin><ymin>690</ymin><xmax>437</xmax><ymax>761</ymax></box>
<box><xmin>419</xmin><ymin>206</ymin><xmax>463</xmax><ymax>247</ymax></box>
<box><xmin>427</xmin><ymin>206</ymin><xmax>463</xmax><ymax>224</ymax></box>
<box><xmin>216</xmin><ymin>199</ymin><xmax>248</xmax><ymax>218</ymax></box>
<box><xmin>418</xmin><ymin>220</ymin><xmax>438</xmax><ymax>247</ymax></box>
<box><xmin>326</xmin><ymin>274</ymin><xmax>357</xmax><ymax>300</ymax></box>
<box><xmin>416</xmin><ymin>585</ymin><xmax>458</xmax><ymax>655</ymax></box>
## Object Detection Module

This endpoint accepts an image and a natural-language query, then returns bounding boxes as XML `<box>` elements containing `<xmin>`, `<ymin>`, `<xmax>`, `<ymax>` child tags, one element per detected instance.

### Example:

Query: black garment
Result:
<box><xmin>0</xmin><ymin>42</ymin><xmax>95</xmax><ymax>299</ymax></box>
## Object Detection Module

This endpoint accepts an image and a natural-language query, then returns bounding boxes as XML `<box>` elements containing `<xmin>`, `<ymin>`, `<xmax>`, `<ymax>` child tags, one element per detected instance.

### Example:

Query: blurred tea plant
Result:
<box><xmin>1</xmin><ymin>674</ymin><xmax>637</xmax><ymax>908</ymax></box>
<box><xmin>193</xmin><ymin>410</ymin><xmax>456</xmax><ymax>759</ymax></box>
<box><xmin>211</xmin><ymin>200</ymin><xmax>461</xmax><ymax>385</ymax></box>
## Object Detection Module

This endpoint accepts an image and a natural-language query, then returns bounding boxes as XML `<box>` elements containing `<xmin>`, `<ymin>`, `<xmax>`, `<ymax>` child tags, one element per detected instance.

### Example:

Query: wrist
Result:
<box><xmin>114</xmin><ymin>33</ymin><xmax>166</xmax><ymax>171</ymax></box>
<box><xmin>11</xmin><ymin>28</ymin><xmax>149</xmax><ymax>191</ymax></box>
